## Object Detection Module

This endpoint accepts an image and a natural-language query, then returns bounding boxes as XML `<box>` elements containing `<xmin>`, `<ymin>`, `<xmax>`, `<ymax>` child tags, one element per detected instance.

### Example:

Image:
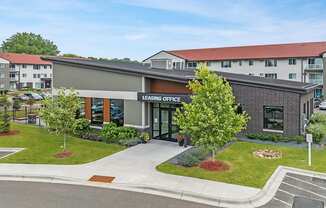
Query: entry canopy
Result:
<box><xmin>138</xmin><ymin>93</ymin><xmax>191</xmax><ymax>104</ymax></box>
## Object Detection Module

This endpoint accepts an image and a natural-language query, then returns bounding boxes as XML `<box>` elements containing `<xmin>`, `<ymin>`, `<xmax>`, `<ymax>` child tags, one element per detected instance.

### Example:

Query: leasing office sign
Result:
<box><xmin>137</xmin><ymin>93</ymin><xmax>191</xmax><ymax>104</ymax></box>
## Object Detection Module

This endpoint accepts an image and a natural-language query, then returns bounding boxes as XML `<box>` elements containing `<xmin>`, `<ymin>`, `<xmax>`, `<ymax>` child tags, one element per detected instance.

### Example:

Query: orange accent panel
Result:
<box><xmin>103</xmin><ymin>98</ymin><xmax>110</xmax><ymax>122</ymax></box>
<box><xmin>84</xmin><ymin>97</ymin><xmax>92</xmax><ymax>120</ymax></box>
<box><xmin>150</xmin><ymin>79</ymin><xmax>191</xmax><ymax>94</ymax></box>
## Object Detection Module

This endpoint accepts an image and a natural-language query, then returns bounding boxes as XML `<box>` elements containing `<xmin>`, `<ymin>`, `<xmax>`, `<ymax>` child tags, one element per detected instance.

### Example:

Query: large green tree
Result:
<box><xmin>2</xmin><ymin>32</ymin><xmax>59</xmax><ymax>55</ymax></box>
<box><xmin>174</xmin><ymin>65</ymin><xmax>249</xmax><ymax>159</ymax></box>
<box><xmin>39</xmin><ymin>89</ymin><xmax>80</xmax><ymax>150</ymax></box>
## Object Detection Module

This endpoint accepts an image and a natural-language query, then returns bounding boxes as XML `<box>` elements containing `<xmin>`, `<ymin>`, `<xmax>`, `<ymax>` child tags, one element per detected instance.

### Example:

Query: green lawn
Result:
<box><xmin>0</xmin><ymin>123</ymin><xmax>124</xmax><ymax>164</ymax></box>
<box><xmin>157</xmin><ymin>141</ymin><xmax>326</xmax><ymax>188</ymax></box>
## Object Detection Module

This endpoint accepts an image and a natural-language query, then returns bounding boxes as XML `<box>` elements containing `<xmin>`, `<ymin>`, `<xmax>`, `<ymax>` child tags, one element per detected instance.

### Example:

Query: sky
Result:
<box><xmin>1</xmin><ymin>0</ymin><xmax>326</xmax><ymax>60</ymax></box>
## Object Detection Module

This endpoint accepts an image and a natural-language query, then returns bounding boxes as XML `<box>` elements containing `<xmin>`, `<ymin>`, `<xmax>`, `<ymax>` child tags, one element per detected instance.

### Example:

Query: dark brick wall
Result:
<box><xmin>231</xmin><ymin>83</ymin><xmax>303</xmax><ymax>136</ymax></box>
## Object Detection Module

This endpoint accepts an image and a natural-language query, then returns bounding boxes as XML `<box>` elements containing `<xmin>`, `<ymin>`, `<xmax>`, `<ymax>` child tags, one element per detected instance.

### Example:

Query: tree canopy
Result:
<box><xmin>1</xmin><ymin>32</ymin><xmax>60</xmax><ymax>55</ymax></box>
<box><xmin>174</xmin><ymin>65</ymin><xmax>249</xmax><ymax>157</ymax></box>
<box><xmin>39</xmin><ymin>89</ymin><xmax>80</xmax><ymax>150</ymax></box>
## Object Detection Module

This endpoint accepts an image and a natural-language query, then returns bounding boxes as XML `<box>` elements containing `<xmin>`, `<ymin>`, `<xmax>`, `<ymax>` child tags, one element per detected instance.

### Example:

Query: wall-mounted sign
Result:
<box><xmin>137</xmin><ymin>93</ymin><xmax>191</xmax><ymax>104</ymax></box>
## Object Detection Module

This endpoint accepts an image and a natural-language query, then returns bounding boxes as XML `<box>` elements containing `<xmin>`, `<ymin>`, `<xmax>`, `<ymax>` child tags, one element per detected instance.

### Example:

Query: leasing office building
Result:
<box><xmin>45</xmin><ymin>57</ymin><xmax>317</xmax><ymax>140</ymax></box>
<box><xmin>143</xmin><ymin>42</ymin><xmax>326</xmax><ymax>98</ymax></box>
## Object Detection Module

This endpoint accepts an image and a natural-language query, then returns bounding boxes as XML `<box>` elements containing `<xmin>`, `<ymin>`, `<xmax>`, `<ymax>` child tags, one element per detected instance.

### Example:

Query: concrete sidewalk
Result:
<box><xmin>0</xmin><ymin>140</ymin><xmax>259</xmax><ymax>200</ymax></box>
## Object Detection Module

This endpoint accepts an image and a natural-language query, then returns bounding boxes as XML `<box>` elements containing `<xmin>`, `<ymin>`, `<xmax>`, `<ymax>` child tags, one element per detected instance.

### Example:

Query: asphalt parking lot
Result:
<box><xmin>259</xmin><ymin>173</ymin><xmax>326</xmax><ymax>208</ymax></box>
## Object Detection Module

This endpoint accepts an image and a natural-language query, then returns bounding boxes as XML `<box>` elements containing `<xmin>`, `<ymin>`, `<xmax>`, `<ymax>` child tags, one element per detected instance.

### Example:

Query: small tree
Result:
<box><xmin>39</xmin><ymin>89</ymin><xmax>80</xmax><ymax>150</ymax></box>
<box><xmin>0</xmin><ymin>96</ymin><xmax>11</xmax><ymax>133</ymax></box>
<box><xmin>174</xmin><ymin>65</ymin><xmax>249</xmax><ymax>159</ymax></box>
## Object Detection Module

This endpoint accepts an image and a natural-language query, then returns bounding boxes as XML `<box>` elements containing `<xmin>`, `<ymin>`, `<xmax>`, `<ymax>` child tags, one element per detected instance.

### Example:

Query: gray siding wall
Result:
<box><xmin>232</xmin><ymin>83</ymin><xmax>301</xmax><ymax>136</ymax></box>
<box><xmin>124</xmin><ymin>100</ymin><xmax>142</xmax><ymax>127</ymax></box>
<box><xmin>53</xmin><ymin>63</ymin><xmax>143</xmax><ymax>91</ymax></box>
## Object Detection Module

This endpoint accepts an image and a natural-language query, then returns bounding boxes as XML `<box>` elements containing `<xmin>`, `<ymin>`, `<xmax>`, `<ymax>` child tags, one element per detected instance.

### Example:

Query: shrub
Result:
<box><xmin>0</xmin><ymin>112</ymin><xmax>10</xmax><ymax>133</ymax></box>
<box><xmin>140</xmin><ymin>132</ymin><xmax>151</xmax><ymax>143</ymax></box>
<box><xmin>72</xmin><ymin>118</ymin><xmax>91</xmax><ymax>137</ymax></box>
<box><xmin>177</xmin><ymin>154</ymin><xmax>200</xmax><ymax>167</ymax></box>
<box><xmin>118</xmin><ymin>138</ymin><xmax>142</xmax><ymax>147</ymax></box>
<box><xmin>199</xmin><ymin>160</ymin><xmax>229</xmax><ymax>171</ymax></box>
<box><xmin>176</xmin><ymin>147</ymin><xmax>209</xmax><ymax>167</ymax></box>
<box><xmin>310</xmin><ymin>113</ymin><xmax>326</xmax><ymax>124</ymax></box>
<box><xmin>101</xmin><ymin>122</ymin><xmax>139</xmax><ymax>144</ymax></box>
<box><xmin>246</xmin><ymin>133</ymin><xmax>305</xmax><ymax>144</ymax></box>
<box><xmin>306</xmin><ymin>124</ymin><xmax>324</xmax><ymax>144</ymax></box>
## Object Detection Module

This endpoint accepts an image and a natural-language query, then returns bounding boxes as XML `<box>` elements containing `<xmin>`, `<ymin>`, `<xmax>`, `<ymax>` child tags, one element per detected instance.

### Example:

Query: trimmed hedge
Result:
<box><xmin>310</xmin><ymin>112</ymin><xmax>326</xmax><ymax>124</ymax></box>
<box><xmin>246</xmin><ymin>133</ymin><xmax>304</xmax><ymax>144</ymax></box>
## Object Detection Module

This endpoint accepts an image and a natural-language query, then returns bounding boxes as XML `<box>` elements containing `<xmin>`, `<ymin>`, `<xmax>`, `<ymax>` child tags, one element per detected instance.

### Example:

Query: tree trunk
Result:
<box><xmin>212</xmin><ymin>149</ymin><xmax>216</xmax><ymax>161</ymax></box>
<box><xmin>63</xmin><ymin>133</ymin><xmax>67</xmax><ymax>151</ymax></box>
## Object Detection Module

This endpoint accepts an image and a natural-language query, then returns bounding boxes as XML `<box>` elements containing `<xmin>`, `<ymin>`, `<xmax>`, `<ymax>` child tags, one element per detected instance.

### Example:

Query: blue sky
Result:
<box><xmin>1</xmin><ymin>0</ymin><xmax>326</xmax><ymax>60</ymax></box>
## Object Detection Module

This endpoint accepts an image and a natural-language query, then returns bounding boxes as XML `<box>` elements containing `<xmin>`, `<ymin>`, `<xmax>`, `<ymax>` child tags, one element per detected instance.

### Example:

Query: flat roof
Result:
<box><xmin>43</xmin><ymin>57</ymin><xmax>318</xmax><ymax>94</ymax></box>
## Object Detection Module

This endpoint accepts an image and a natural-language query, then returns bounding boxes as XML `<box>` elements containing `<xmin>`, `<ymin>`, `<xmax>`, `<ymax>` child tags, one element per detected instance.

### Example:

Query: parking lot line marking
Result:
<box><xmin>282</xmin><ymin>182</ymin><xmax>326</xmax><ymax>200</ymax></box>
<box><xmin>278</xmin><ymin>189</ymin><xmax>295</xmax><ymax>197</ymax></box>
<box><xmin>273</xmin><ymin>197</ymin><xmax>292</xmax><ymax>207</ymax></box>
<box><xmin>286</xmin><ymin>175</ymin><xmax>326</xmax><ymax>190</ymax></box>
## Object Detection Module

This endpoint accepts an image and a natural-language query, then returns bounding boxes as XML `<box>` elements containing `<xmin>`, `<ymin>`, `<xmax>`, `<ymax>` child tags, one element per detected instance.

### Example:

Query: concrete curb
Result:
<box><xmin>0</xmin><ymin>166</ymin><xmax>325</xmax><ymax>207</ymax></box>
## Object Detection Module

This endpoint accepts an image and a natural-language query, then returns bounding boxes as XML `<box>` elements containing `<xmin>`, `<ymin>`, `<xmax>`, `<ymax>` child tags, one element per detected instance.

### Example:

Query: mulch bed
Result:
<box><xmin>89</xmin><ymin>175</ymin><xmax>115</xmax><ymax>183</ymax></box>
<box><xmin>0</xmin><ymin>130</ymin><xmax>19</xmax><ymax>136</ymax></box>
<box><xmin>54</xmin><ymin>151</ymin><xmax>73</xmax><ymax>158</ymax></box>
<box><xmin>199</xmin><ymin>160</ymin><xmax>230</xmax><ymax>172</ymax></box>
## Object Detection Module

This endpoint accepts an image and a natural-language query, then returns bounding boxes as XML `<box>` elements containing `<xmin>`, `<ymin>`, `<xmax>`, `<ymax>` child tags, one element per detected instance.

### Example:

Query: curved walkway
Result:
<box><xmin>0</xmin><ymin>140</ymin><xmax>325</xmax><ymax>207</ymax></box>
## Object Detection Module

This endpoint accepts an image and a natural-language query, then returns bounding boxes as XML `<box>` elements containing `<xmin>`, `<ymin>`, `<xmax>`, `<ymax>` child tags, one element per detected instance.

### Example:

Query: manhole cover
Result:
<box><xmin>292</xmin><ymin>196</ymin><xmax>324</xmax><ymax>208</ymax></box>
<box><xmin>89</xmin><ymin>175</ymin><xmax>115</xmax><ymax>183</ymax></box>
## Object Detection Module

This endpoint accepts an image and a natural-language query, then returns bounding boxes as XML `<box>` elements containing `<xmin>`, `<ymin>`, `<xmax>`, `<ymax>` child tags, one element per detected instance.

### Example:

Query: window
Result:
<box><xmin>172</xmin><ymin>62</ymin><xmax>181</xmax><ymax>70</ymax></box>
<box><xmin>49</xmin><ymin>65</ymin><xmax>52</xmax><ymax>69</ymax></box>
<box><xmin>91</xmin><ymin>98</ymin><xmax>103</xmax><ymax>125</ymax></box>
<box><xmin>33</xmin><ymin>74</ymin><xmax>37</xmax><ymax>78</ymax></box>
<box><xmin>263</xmin><ymin>106</ymin><xmax>284</xmax><ymax>131</ymax></box>
<box><xmin>77</xmin><ymin>97</ymin><xmax>85</xmax><ymax>118</ymax></box>
<box><xmin>0</xmin><ymin>64</ymin><xmax>5</xmax><ymax>69</ymax></box>
<box><xmin>37</xmin><ymin>74</ymin><xmax>41</xmax><ymax>78</ymax></box>
<box><xmin>289</xmin><ymin>58</ymin><xmax>296</xmax><ymax>65</ymax></box>
<box><xmin>309</xmin><ymin>73</ymin><xmax>323</xmax><ymax>85</ymax></box>
<box><xmin>9</xmin><ymin>73</ymin><xmax>15</xmax><ymax>78</ymax></box>
<box><xmin>265</xmin><ymin>59</ymin><xmax>277</xmax><ymax>67</ymax></box>
<box><xmin>248</xmin><ymin>73</ymin><xmax>255</xmax><ymax>76</ymax></box>
<box><xmin>308</xmin><ymin>58</ymin><xmax>315</xmax><ymax>65</ymax></box>
<box><xmin>288</xmin><ymin>73</ymin><xmax>296</xmax><ymax>80</ymax></box>
<box><xmin>44</xmin><ymin>65</ymin><xmax>48</xmax><ymax>69</ymax></box>
<box><xmin>34</xmin><ymin>82</ymin><xmax>42</xmax><ymax>89</ymax></box>
<box><xmin>265</xmin><ymin>73</ymin><xmax>277</xmax><ymax>79</ymax></box>
<box><xmin>10</xmin><ymin>64</ymin><xmax>15</xmax><ymax>69</ymax></box>
<box><xmin>33</xmin><ymin>65</ymin><xmax>40</xmax><ymax>70</ymax></box>
<box><xmin>43</xmin><ymin>74</ymin><xmax>47</xmax><ymax>78</ymax></box>
<box><xmin>22</xmin><ymin>73</ymin><xmax>27</xmax><ymax>78</ymax></box>
<box><xmin>110</xmin><ymin>99</ymin><xmax>124</xmax><ymax>126</ymax></box>
<box><xmin>22</xmin><ymin>64</ymin><xmax>27</xmax><ymax>68</ymax></box>
<box><xmin>249</xmin><ymin>60</ymin><xmax>254</xmax><ymax>66</ymax></box>
<box><xmin>239</xmin><ymin>60</ymin><xmax>242</xmax><ymax>66</ymax></box>
<box><xmin>0</xmin><ymin>72</ymin><xmax>5</xmax><ymax>79</ymax></box>
<box><xmin>187</xmin><ymin>62</ymin><xmax>197</xmax><ymax>68</ymax></box>
<box><xmin>221</xmin><ymin>61</ymin><xmax>231</xmax><ymax>68</ymax></box>
<box><xmin>259</xmin><ymin>73</ymin><xmax>265</xmax><ymax>77</ymax></box>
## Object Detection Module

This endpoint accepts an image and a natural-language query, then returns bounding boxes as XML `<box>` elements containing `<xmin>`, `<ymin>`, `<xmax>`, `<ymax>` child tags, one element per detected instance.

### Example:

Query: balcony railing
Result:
<box><xmin>305</xmin><ymin>64</ymin><xmax>323</xmax><ymax>71</ymax></box>
<box><xmin>9</xmin><ymin>77</ymin><xmax>18</xmax><ymax>82</ymax></box>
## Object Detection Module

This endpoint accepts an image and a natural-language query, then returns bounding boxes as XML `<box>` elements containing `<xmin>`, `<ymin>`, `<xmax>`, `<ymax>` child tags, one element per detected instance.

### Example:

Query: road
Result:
<box><xmin>0</xmin><ymin>181</ymin><xmax>216</xmax><ymax>208</ymax></box>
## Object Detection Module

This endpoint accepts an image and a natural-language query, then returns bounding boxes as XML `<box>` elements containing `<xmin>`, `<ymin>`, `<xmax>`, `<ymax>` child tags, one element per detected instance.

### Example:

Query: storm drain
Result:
<box><xmin>89</xmin><ymin>175</ymin><xmax>115</xmax><ymax>183</ymax></box>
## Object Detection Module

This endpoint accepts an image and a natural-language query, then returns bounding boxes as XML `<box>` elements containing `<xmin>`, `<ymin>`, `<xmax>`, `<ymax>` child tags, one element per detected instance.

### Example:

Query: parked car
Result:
<box><xmin>319</xmin><ymin>101</ymin><xmax>326</xmax><ymax>110</ymax></box>
<box><xmin>18</xmin><ymin>94</ymin><xmax>30</xmax><ymax>101</ymax></box>
<box><xmin>39</xmin><ymin>92</ymin><xmax>50</xmax><ymax>99</ymax></box>
<box><xmin>24</xmin><ymin>92</ymin><xmax>43</xmax><ymax>100</ymax></box>
<box><xmin>314</xmin><ymin>98</ymin><xmax>322</xmax><ymax>108</ymax></box>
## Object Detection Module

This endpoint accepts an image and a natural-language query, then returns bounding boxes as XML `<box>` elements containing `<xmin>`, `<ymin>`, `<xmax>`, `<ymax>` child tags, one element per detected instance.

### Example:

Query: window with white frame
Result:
<box><xmin>33</xmin><ymin>65</ymin><xmax>40</xmax><ymax>70</ymax></box>
<box><xmin>22</xmin><ymin>64</ymin><xmax>27</xmax><ymax>68</ymax></box>
<box><xmin>288</xmin><ymin>58</ymin><xmax>296</xmax><ymax>65</ymax></box>
<box><xmin>0</xmin><ymin>84</ymin><xmax>5</xmax><ymax>89</ymax></box>
<box><xmin>0</xmin><ymin>72</ymin><xmax>5</xmax><ymax>78</ymax></box>
<box><xmin>221</xmin><ymin>61</ymin><xmax>231</xmax><ymax>68</ymax></box>
<box><xmin>187</xmin><ymin>62</ymin><xmax>197</xmax><ymax>68</ymax></box>
<box><xmin>33</xmin><ymin>74</ymin><xmax>37</xmax><ymax>78</ymax></box>
<box><xmin>288</xmin><ymin>73</ymin><xmax>296</xmax><ymax>80</ymax></box>
<box><xmin>265</xmin><ymin>73</ymin><xmax>277</xmax><ymax>79</ymax></box>
<box><xmin>22</xmin><ymin>73</ymin><xmax>27</xmax><ymax>78</ymax></box>
<box><xmin>265</xmin><ymin>59</ymin><xmax>277</xmax><ymax>67</ymax></box>
<box><xmin>249</xmin><ymin>60</ymin><xmax>254</xmax><ymax>66</ymax></box>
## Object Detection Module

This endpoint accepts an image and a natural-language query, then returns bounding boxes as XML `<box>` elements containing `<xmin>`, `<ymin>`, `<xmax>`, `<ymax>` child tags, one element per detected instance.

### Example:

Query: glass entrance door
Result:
<box><xmin>152</xmin><ymin>103</ymin><xmax>180</xmax><ymax>142</ymax></box>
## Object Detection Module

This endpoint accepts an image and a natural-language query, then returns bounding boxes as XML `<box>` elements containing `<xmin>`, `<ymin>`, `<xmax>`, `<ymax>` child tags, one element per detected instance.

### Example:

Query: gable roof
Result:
<box><xmin>167</xmin><ymin>41</ymin><xmax>326</xmax><ymax>61</ymax></box>
<box><xmin>0</xmin><ymin>53</ymin><xmax>52</xmax><ymax>65</ymax></box>
<box><xmin>43</xmin><ymin>56</ymin><xmax>317</xmax><ymax>94</ymax></box>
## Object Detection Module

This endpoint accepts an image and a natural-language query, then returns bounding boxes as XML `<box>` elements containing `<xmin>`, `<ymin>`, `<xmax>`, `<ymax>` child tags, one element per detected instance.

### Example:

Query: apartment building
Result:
<box><xmin>0</xmin><ymin>53</ymin><xmax>52</xmax><ymax>90</ymax></box>
<box><xmin>143</xmin><ymin>42</ymin><xmax>326</xmax><ymax>98</ymax></box>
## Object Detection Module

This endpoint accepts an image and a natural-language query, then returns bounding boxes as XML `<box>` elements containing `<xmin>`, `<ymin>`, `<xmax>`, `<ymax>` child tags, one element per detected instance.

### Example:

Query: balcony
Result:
<box><xmin>9</xmin><ymin>77</ymin><xmax>18</xmax><ymax>82</ymax></box>
<box><xmin>305</xmin><ymin>64</ymin><xmax>323</xmax><ymax>71</ymax></box>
